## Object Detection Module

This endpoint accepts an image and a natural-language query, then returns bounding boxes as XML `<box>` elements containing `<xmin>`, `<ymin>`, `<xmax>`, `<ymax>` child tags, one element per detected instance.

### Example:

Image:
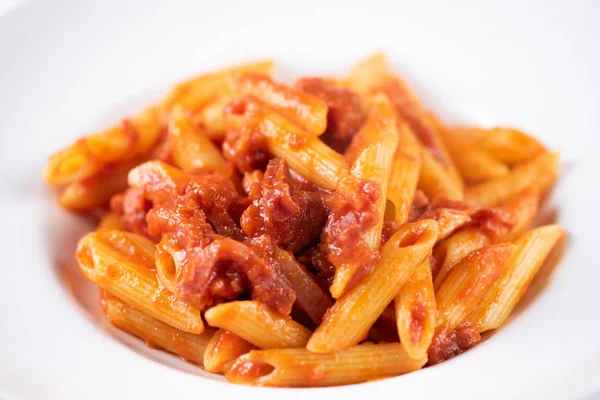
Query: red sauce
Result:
<box><xmin>135</xmin><ymin>162</ymin><xmax>296</xmax><ymax>314</ymax></box>
<box><xmin>320</xmin><ymin>176</ymin><xmax>381</xmax><ymax>290</ymax></box>
<box><xmin>428</xmin><ymin>323</ymin><xmax>481</xmax><ymax>365</ymax></box>
<box><xmin>111</xmin><ymin>188</ymin><xmax>156</xmax><ymax>240</ymax></box>
<box><xmin>409</xmin><ymin>295</ymin><xmax>427</xmax><ymax>345</ymax></box>
<box><xmin>222</xmin><ymin>125</ymin><xmax>270</xmax><ymax>174</ymax></box>
<box><xmin>470</xmin><ymin>207</ymin><xmax>516</xmax><ymax>243</ymax></box>
<box><xmin>241</xmin><ymin>158</ymin><xmax>326</xmax><ymax>253</ymax></box>
<box><xmin>295</xmin><ymin>77</ymin><xmax>365</xmax><ymax>153</ymax></box>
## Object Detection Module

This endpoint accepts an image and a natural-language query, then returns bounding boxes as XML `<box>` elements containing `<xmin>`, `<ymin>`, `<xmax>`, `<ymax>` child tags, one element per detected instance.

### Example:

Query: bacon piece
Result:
<box><xmin>130</xmin><ymin>161</ymin><xmax>296</xmax><ymax>314</ymax></box>
<box><xmin>110</xmin><ymin>189</ymin><xmax>156</xmax><ymax>240</ymax></box>
<box><xmin>222</xmin><ymin>124</ymin><xmax>269</xmax><ymax>173</ymax></box>
<box><xmin>241</xmin><ymin>158</ymin><xmax>326</xmax><ymax>253</ymax></box>
<box><xmin>320</xmin><ymin>177</ymin><xmax>381</xmax><ymax>287</ymax></box>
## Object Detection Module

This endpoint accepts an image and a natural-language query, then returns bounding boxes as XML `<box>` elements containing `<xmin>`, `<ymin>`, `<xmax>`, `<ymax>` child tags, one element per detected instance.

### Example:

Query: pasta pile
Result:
<box><xmin>44</xmin><ymin>54</ymin><xmax>564</xmax><ymax>387</ymax></box>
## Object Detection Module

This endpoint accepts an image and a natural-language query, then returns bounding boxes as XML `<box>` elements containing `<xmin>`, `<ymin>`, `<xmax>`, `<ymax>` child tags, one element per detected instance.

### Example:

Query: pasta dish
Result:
<box><xmin>43</xmin><ymin>53</ymin><xmax>564</xmax><ymax>387</ymax></box>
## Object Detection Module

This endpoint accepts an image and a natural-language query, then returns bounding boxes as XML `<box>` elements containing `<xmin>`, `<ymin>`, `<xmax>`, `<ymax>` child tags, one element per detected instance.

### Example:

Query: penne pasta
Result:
<box><xmin>386</xmin><ymin>120</ymin><xmax>422</xmax><ymax>225</ymax></box>
<box><xmin>97</xmin><ymin>211</ymin><xmax>125</xmax><ymax>230</ymax></box>
<box><xmin>423</xmin><ymin>113</ymin><xmax>465</xmax><ymax>190</ymax></box>
<box><xmin>456</xmin><ymin>127</ymin><xmax>547</xmax><ymax>166</ymax></box>
<box><xmin>235</xmin><ymin>96</ymin><xmax>350</xmax><ymax>190</ymax></box>
<box><xmin>43</xmin><ymin>140</ymin><xmax>104</xmax><ymax>186</ymax></box>
<box><xmin>169</xmin><ymin>106</ymin><xmax>225</xmax><ymax>172</ymax></box>
<box><xmin>44</xmin><ymin>107</ymin><xmax>163</xmax><ymax>185</ymax></box>
<box><xmin>343</xmin><ymin>91</ymin><xmax>396</xmax><ymax>164</ymax></box>
<box><xmin>395</xmin><ymin>259</ymin><xmax>436</xmax><ymax>360</ymax></box>
<box><xmin>465</xmin><ymin>152</ymin><xmax>560</xmax><ymax>207</ymax></box>
<box><xmin>470</xmin><ymin>225</ymin><xmax>565</xmax><ymax>332</ymax></box>
<box><xmin>236</xmin><ymin>73</ymin><xmax>328</xmax><ymax>135</ymax></box>
<box><xmin>432</xmin><ymin>188</ymin><xmax>540</xmax><ymax>290</ymax></box>
<box><xmin>193</xmin><ymin>95</ymin><xmax>231</xmax><ymax>140</ymax></box>
<box><xmin>102</xmin><ymin>292</ymin><xmax>214</xmax><ymax>365</ymax></box>
<box><xmin>418</xmin><ymin>201</ymin><xmax>474</xmax><ymax>242</ymax></box>
<box><xmin>204</xmin><ymin>301</ymin><xmax>312</xmax><ymax>349</ymax></box>
<box><xmin>307</xmin><ymin>219</ymin><xmax>438</xmax><ymax>353</ymax></box>
<box><xmin>330</xmin><ymin>93</ymin><xmax>399</xmax><ymax>298</ymax></box>
<box><xmin>439</xmin><ymin>127</ymin><xmax>509</xmax><ymax>183</ymax></box>
<box><xmin>162</xmin><ymin>60</ymin><xmax>274</xmax><ymax>111</ymax></box>
<box><xmin>82</xmin><ymin>229</ymin><xmax>156</xmax><ymax>268</ymax></box>
<box><xmin>59</xmin><ymin>161</ymin><xmax>136</xmax><ymax>212</ymax></box>
<box><xmin>43</xmin><ymin>54</ymin><xmax>566</xmax><ymax>386</ymax></box>
<box><xmin>346</xmin><ymin>54</ymin><xmax>463</xmax><ymax>196</ymax></box>
<box><xmin>225</xmin><ymin>343</ymin><xmax>427</xmax><ymax>387</ymax></box>
<box><xmin>435</xmin><ymin>243</ymin><xmax>516</xmax><ymax>333</ymax></box>
<box><xmin>204</xmin><ymin>330</ymin><xmax>255</xmax><ymax>373</ymax></box>
<box><xmin>501</xmin><ymin>187</ymin><xmax>541</xmax><ymax>241</ymax></box>
<box><xmin>77</xmin><ymin>230</ymin><xmax>205</xmax><ymax>333</ymax></box>
<box><xmin>432</xmin><ymin>227</ymin><xmax>491</xmax><ymax>291</ymax></box>
<box><xmin>418</xmin><ymin>146</ymin><xmax>464</xmax><ymax>201</ymax></box>
<box><xmin>344</xmin><ymin>52</ymin><xmax>388</xmax><ymax>103</ymax></box>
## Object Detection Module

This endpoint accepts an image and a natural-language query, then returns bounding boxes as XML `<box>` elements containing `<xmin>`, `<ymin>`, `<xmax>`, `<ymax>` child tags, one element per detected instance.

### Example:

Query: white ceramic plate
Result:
<box><xmin>1</xmin><ymin>0</ymin><xmax>599</xmax><ymax>399</ymax></box>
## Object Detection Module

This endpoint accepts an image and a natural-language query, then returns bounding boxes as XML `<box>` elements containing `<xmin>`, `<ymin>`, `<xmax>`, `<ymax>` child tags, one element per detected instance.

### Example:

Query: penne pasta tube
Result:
<box><xmin>237</xmin><ymin>73</ymin><xmax>328</xmax><ymax>135</ymax></box>
<box><xmin>418</xmin><ymin>148</ymin><xmax>464</xmax><ymax>201</ymax></box>
<box><xmin>347</xmin><ymin>54</ymin><xmax>463</xmax><ymax>194</ymax></box>
<box><xmin>344</xmin><ymin>53</ymin><xmax>389</xmax><ymax>103</ymax></box>
<box><xmin>435</xmin><ymin>243</ymin><xmax>516</xmax><ymax>333</ymax></box>
<box><xmin>169</xmin><ymin>106</ymin><xmax>225</xmax><ymax>172</ymax></box>
<box><xmin>395</xmin><ymin>259</ymin><xmax>436</xmax><ymax>360</ymax></box>
<box><xmin>44</xmin><ymin>107</ymin><xmax>163</xmax><ymax>185</ymax></box>
<box><xmin>439</xmin><ymin>127</ymin><xmax>509</xmax><ymax>183</ymax></box>
<box><xmin>426</xmin><ymin>113</ymin><xmax>465</xmax><ymax>190</ymax></box>
<box><xmin>203</xmin><ymin>329</ymin><xmax>255</xmax><ymax>373</ymax></box>
<box><xmin>193</xmin><ymin>95</ymin><xmax>231</xmax><ymax>140</ymax></box>
<box><xmin>432</xmin><ymin>188</ymin><xmax>540</xmax><ymax>290</ymax></box>
<box><xmin>384</xmin><ymin>84</ymin><xmax>462</xmax><ymax>189</ymax></box>
<box><xmin>456</xmin><ymin>127</ymin><xmax>547</xmax><ymax>166</ymax></box>
<box><xmin>307</xmin><ymin>219</ymin><xmax>438</xmax><ymax>353</ymax></box>
<box><xmin>102</xmin><ymin>292</ymin><xmax>214</xmax><ymax>365</ymax></box>
<box><xmin>329</xmin><ymin>142</ymin><xmax>397</xmax><ymax>298</ymax></box>
<box><xmin>77</xmin><ymin>230</ymin><xmax>204</xmax><ymax>334</ymax></box>
<box><xmin>97</xmin><ymin>211</ymin><xmax>125</xmax><ymax>230</ymax></box>
<box><xmin>43</xmin><ymin>140</ymin><xmax>104</xmax><ymax>186</ymax></box>
<box><xmin>465</xmin><ymin>152</ymin><xmax>560</xmax><ymax>207</ymax></box>
<box><xmin>204</xmin><ymin>301</ymin><xmax>312</xmax><ymax>349</ymax></box>
<box><xmin>162</xmin><ymin>60</ymin><xmax>274</xmax><ymax>111</ymax></box>
<box><xmin>501</xmin><ymin>187</ymin><xmax>541</xmax><ymax>241</ymax></box>
<box><xmin>330</xmin><ymin>93</ymin><xmax>399</xmax><ymax>298</ymax></box>
<box><xmin>418</xmin><ymin>201</ymin><xmax>474</xmax><ymax>242</ymax></box>
<box><xmin>86</xmin><ymin>108</ymin><xmax>163</xmax><ymax>164</ymax></box>
<box><xmin>225</xmin><ymin>343</ymin><xmax>427</xmax><ymax>387</ymax></box>
<box><xmin>59</xmin><ymin>161</ymin><xmax>136</xmax><ymax>212</ymax></box>
<box><xmin>432</xmin><ymin>227</ymin><xmax>491</xmax><ymax>291</ymax></box>
<box><xmin>387</xmin><ymin>120</ymin><xmax>422</xmax><ymax>225</ymax></box>
<box><xmin>84</xmin><ymin>229</ymin><xmax>156</xmax><ymax>268</ymax></box>
<box><xmin>470</xmin><ymin>225</ymin><xmax>565</xmax><ymax>332</ymax></box>
<box><xmin>238</xmin><ymin>96</ymin><xmax>350</xmax><ymax>190</ymax></box>
<box><xmin>343</xmin><ymin>91</ymin><xmax>397</xmax><ymax>164</ymax></box>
